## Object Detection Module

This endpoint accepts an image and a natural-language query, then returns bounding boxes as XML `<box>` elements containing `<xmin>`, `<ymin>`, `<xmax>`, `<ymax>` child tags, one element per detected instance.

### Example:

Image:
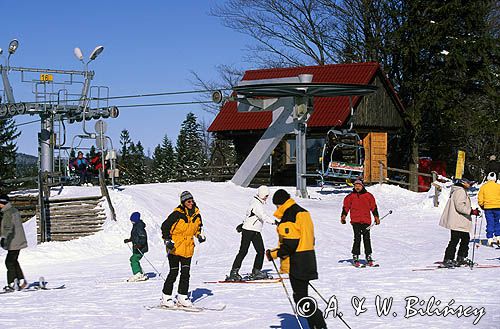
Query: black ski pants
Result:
<box><xmin>163</xmin><ymin>254</ymin><xmax>192</xmax><ymax>295</ymax></box>
<box><xmin>231</xmin><ymin>229</ymin><xmax>264</xmax><ymax>271</ymax></box>
<box><xmin>5</xmin><ymin>250</ymin><xmax>24</xmax><ymax>285</ymax></box>
<box><xmin>351</xmin><ymin>223</ymin><xmax>372</xmax><ymax>256</ymax></box>
<box><xmin>290</xmin><ymin>276</ymin><xmax>327</xmax><ymax>329</ymax></box>
<box><xmin>444</xmin><ymin>230</ymin><xmax>470</xmax><ymax>260</ymax></box>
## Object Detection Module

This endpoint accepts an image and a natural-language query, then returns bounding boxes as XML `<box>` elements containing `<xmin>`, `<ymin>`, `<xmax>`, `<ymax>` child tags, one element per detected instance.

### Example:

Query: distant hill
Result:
<box><xmin>16</xmin><ymin>153</ymin><xmax>38</xmax><ymax>166</ymax></box>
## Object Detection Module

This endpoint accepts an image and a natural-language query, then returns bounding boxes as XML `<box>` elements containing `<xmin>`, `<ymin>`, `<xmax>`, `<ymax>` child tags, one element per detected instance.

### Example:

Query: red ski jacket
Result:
<box><xmin>342</xmin><ymin>189</ymin><xmax>379</xmax><ymax>224</ymax></box>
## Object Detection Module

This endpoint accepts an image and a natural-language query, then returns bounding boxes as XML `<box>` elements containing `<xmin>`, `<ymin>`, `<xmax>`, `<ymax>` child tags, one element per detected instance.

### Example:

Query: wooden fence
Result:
<box><xmin>378</xmin><ymin>161</ymin><xmax>440</xmax><ymax>207</ymax></box>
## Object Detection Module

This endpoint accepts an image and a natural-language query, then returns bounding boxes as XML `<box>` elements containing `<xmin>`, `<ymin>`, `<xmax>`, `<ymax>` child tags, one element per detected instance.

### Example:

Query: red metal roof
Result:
<box><xmin>208</xmin><ymin>62</ymin><xmax>398</xmax><ymax>132</ymax></box>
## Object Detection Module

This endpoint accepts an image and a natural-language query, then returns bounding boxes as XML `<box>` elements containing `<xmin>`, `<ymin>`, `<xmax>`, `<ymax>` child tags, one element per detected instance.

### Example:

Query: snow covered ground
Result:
<box><xmin>0</xmin><ymin>182</ymin><xmax>498</xmax><ymax>329</ymax></box>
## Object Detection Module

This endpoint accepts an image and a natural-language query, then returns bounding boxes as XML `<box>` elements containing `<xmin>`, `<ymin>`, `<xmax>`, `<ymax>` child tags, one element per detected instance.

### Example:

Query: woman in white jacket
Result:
<box><xmin>439</xmin><ymin>178</ymin><xmax>479</xmax><ymax>268</ymax></box>
<box><xmin>227</xmin><ymin>186</ymin><xmax>275</xmax><ymax>281</ymax></box>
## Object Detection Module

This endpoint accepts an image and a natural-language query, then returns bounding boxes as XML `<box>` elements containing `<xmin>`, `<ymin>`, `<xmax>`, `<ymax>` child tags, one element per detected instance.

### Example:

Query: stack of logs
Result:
<box><xmin>36</xmin><ymin>196</ymin><xmax>106</xmax><ymax>242</ymax></box>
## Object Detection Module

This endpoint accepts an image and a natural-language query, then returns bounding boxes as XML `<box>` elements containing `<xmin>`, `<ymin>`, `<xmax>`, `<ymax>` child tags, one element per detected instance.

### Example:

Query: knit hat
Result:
<box><xmin>272</xmin><ymin>189</ymin><xmax>290</xmax><ymax>206</ymax></box>
<box><xmin>257</xmin><ymin>185</ymin><xmax>270</xmax><ymax>199</ymax></box>
<box><xmin>0</xmin><ymin>194</ymin><xmax>10</xmax><ymax>205</ymax></box>
<box><xmin>130</xmin><ymin>212</ymin><xmax>141</xmax><ymax>223</ymax></box>
<box><xmin>487</xmin><ymin>172</ymin><xmax>497</xmax><ymax>182</ymax></box>
<box><xmin>180</xmin><ymin>191</ymin><xmax>194</xmax><ymax>204</ymax></box>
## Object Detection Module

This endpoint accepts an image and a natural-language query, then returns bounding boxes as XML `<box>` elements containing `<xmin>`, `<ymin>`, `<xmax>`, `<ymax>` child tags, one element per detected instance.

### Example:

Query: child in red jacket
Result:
<box><xmin>341</xmin><ymin>179</ymin><xmax>380</xmax><ymax>267</ymax></box>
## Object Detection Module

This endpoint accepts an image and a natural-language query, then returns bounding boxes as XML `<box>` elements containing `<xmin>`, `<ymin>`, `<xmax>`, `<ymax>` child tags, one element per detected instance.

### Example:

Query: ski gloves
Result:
<box><xmin>197</xmin><ymin>233</ymin><xmax>206</xmax><ymax>243</ymax></box>
<box><xmin>340</xmin><ymin>215</ymin><xmax>347</xmax><ymax>224</ymax></box>
<box><xmin>0</xmin><ymin>237</ymin><xmax>4</xmax><ymax>248</ymax></box>
<box><xmin>124</xmin><ymin>238</ymin><xmax>143</xmax><ymax>250</ymax></box>
<box><xmin>236</xmin><ymin>223</ymin><xmax>243</xmax><ymax>233</ymax></box>
<box><xmin>164</xmin><ymin>239</ymin><xmax>175</xmax><ymax>251</ymax></box>
<box><xmin>471</xmin><ymin>208</ymin><xmax>481</xmax><ymax>216</ymax></box>
<box><xmin>265</xmin><ymin>248</ymin><xmax>279</xmax><ymax>261</ymax></box>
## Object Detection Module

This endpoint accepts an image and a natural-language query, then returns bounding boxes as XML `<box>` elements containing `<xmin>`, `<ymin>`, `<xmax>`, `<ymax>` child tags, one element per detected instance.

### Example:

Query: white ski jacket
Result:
<box><xmin>439</xmin><ymin>185</ymin><xmax>472</xmax><ymax>233</ymax></box>
<box><xmin>242</xmin><ymin>196</ymin><xmax>275</xmax><ymax>232</ymax></box>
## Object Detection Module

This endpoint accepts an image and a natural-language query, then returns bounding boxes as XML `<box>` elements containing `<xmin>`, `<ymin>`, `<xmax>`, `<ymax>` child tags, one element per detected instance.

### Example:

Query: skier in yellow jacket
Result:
<box><xmin>478</xmin><ymin>172</ymin><xmax>500</xmax><ymax>246</ymax></box>
<box><xmin>160</xmin><ymin>191</ymin><xmax>205</xmax><ymax>308</ymax></box>
<box><xmin>266</xmin><ymin>189</ymin><xmax>327</xmax><ymax>329</ymax></box>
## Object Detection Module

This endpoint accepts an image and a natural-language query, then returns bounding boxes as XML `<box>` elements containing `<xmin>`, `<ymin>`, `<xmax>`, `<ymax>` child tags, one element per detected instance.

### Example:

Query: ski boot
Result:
<box><xmin>2</xmin><ymin>284</ymin><xmax>15</xmax><ymax>293</ymax></box>
<box><xmin>176</xmin><ymin>294</ymin><xmax>193</xmax><ymax>308</ymax></box>
<box><xmin>455</xmin><ymin>256</ymin><xmax>474</xmax><ymax>267</ymax></box>
<box><xmin>161</xmin><ymin>294</ymin><xmax>175</xmax><ymax>308</ymax></box>
<box><xmin>487</xmin><ymin>238</ymin><xmax>495</xmax><ymax>246</ymax></box>
<box><xmin>365</xmin><ymin>254</ymin><xmax>375</xmax><ymax>267</ymax></box>
<box><xmin>18</xmin><ymin>279</ymin><xmax>28</xmax><ymax>290</ymax></box>
<box><xmin>248</xmin><ymin>268</ymin><xmax>271</xmax><ymax>280</ymax></box>
<box><xmin>352</xmin><ymin>255</ymin><xmax>361</xmax><ymax>267</ymax></box>
<box><xmin>441</xmin><ymin>259</ymin><xmax>455</xmax><ymax>268</ymax></box>
<box><xmin>226</xmin><ymin>268</ymin><xmax>243</xmax><ymax>282</ymax></box>
<box><xmin>127</xmin><ymin>272</ymin><xmax>147</xmax><ymax>282</ymax></box>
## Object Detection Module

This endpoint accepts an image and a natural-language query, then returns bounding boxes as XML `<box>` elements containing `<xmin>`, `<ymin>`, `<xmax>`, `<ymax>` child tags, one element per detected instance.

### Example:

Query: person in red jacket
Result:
<box><xmin>341</xmin><ymin>179</ymin><xmax>380</xmax><ymax>267</ymax></box>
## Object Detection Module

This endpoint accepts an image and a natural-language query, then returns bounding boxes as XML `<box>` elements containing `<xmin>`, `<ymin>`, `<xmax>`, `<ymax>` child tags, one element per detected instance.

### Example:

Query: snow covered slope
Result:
<box><xmin>0</xmin><ymin>182</ymin><xmax>498</xmax><ymax>329</ymax></box>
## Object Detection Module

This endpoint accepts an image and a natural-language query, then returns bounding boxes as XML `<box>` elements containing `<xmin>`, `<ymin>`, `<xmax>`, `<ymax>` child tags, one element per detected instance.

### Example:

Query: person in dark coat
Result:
<box><xmin>70</xmin><ymin>151</ymin><xmax>92</xmax><ymax>186</ymax></box>
<box><xmin>123</xmin><ymin>212</ymin><xmax>149</xmax><ymax>282</ymax></box>
<box><xmin>266</xmin><ymin>189</ymin><xmax>327</xmax><ymax>329</ymax></box>
<box><xmin>0</xmin><ymin>195</ymin><xmax>28</xmax><ymax>291</ymax></box>
<box><xmin>341</xmin><ymin>179</ymin><xmax>380</xmax><ymax>267</ymax></box>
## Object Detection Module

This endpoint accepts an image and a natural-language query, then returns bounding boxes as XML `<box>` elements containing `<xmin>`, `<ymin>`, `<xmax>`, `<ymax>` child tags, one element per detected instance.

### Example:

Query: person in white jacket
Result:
<box><xmin>439</xmin><ymin>178</ymin><xmax>480</xmax><ymax>268</ymax></box>
<box><xmin>227</xmin><ymin>186</ymin><xmax>276</xmax><ymax>281</ymax></box>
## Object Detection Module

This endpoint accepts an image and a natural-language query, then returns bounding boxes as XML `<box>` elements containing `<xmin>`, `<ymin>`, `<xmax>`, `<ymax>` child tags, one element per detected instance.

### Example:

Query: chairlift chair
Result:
<box><xmin>318</xmin><ymin>129</ymin><xmax>364</xmax><ymax>187</ymax></box>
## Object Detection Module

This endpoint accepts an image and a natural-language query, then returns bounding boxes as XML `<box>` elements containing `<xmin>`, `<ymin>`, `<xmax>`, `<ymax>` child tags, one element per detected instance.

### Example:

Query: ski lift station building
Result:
<box><xmin>208</xmin><ymin>62</ymin><xmax>407</xmax><ymax>186</ymax></box>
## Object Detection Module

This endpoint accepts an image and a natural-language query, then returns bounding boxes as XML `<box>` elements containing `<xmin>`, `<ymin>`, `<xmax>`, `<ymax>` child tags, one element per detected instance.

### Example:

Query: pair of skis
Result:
<box><xmin>1</xmin><ymin>277</ymin><xmax>65</xmax><ymax>295</ymax></box>
<box><xmin>412</xmin><ymin>261</ymin><xmax>500</xmax><ymax>271</ymax></box>
<box><xmin>146</xmin><ymin>304</ymin><xmax>226</xmax><ymax>312</ymax></box>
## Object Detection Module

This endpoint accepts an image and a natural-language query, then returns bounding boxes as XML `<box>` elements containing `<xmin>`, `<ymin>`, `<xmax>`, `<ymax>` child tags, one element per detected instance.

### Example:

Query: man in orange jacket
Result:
<box><xmin>266</xmin><ymin>189</ymin><xmax>327</xmax><ymax>329</ymax></box>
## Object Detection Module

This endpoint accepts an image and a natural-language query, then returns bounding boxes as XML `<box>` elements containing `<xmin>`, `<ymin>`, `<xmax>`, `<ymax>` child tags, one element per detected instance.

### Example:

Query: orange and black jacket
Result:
<box><xmin>161</xmin><ymin>203</ymin><xmax>202</xmax><ymax>258</ymax></box>
<box><xmin>271</xmin><ymin>198</ymin><xmax>318</xmax><ymax>281</ymax></box>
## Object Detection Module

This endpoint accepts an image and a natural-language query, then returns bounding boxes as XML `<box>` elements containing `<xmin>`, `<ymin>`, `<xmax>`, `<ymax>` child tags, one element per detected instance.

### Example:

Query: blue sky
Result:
<box><xmin>1</xmin><ymin>0</ymin><xmax>252</xmax><ymax>156</ymax></box>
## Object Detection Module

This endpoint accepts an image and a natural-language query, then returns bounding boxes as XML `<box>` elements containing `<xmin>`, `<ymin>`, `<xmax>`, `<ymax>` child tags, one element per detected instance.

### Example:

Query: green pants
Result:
<box><xmin>130</xmin><ymin>252</ymin><xmax>144</xmax><ymax>275</ymax></box>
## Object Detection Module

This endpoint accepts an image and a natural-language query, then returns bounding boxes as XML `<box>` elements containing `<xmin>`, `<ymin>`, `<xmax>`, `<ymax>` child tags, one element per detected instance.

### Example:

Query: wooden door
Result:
<box><xmin>363</xmin><ymin>132</ymin><xmax>387</xmax><ymax>183</ymax></box>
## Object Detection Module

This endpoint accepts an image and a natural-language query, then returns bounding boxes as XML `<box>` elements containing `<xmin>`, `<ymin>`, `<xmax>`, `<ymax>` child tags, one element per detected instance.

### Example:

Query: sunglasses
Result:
<box><xmin>185</xmin><ymin>200</ymin><xmax>194</xmax><ymax>204</ymax></box>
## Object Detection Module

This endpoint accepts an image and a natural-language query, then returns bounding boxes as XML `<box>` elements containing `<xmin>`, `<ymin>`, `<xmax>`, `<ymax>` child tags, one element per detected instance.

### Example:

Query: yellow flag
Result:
<box><xmin>455</xmin><ymin>150</ymin><xmax>466</xmax><ymax>179</ymax></box>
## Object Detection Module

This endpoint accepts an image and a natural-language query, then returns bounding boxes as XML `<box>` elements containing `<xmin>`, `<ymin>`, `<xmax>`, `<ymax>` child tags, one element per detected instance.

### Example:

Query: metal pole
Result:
<box><xmin>40</xmin><ymin>115</ymin><xmax>54</xmax><ymax>177</ymax></box>
<box><xmin>296</xmin><ymin>120</ymin><xmax>308</xmax><ymax>198</ymax></box>
<box><xmin>0</xmin><ymin>65</ymin><xmax>15</xmax><ymax>103</ymax></box>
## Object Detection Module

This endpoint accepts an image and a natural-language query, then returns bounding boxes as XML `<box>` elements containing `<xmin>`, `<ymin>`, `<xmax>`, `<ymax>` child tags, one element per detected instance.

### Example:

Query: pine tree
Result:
<box><xmin>176</xmin><ymin>112</ymin><xmax>207</xmax><ymax>180</ymax></box>
<box><xmin>397</xmin><ymin>0</ymin><xmax>499</xmax><ymax>178</ymax></box>
<box><xmin>118</xmin><ymin>129</ymin><xmax>133</xmax><ymax>184</ymax></box>
<box><xmin>128</xmin><ymin>141</ymin><xmax>146</xmax><ymax>184</ymax></box>
<box><xmin>152</xmin><ymin>134</ymin><xmax>177</xmax><ymax>182</ymax></box>
<box><xmin>0</xmin><ymin>118</ymin><xmax>20</xmax><ymax>182</ymax></box>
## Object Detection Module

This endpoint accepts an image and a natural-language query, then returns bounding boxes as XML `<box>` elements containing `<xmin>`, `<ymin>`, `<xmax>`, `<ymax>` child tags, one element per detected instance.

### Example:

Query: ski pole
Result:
<box><xmin>366</xmin><ymin>210</ymin><xmax>393</xmax><ymax>230</ymax></box>
<box><xmin>269</xmin><ymin>257</ymin><xmax>305</xmax><ymax>329</ymax></box>
<box><xmin>470</xmin><ymin>215</ymin><xmax>479</xmax><ymax>270</ymax></box>
<box><xmin>308</xmin><ymin>282</ymin><xmax>352</xmax><ymax>329</ymax></box>
<box><xmin>127</xmin><ymin>243</ymin><xmax>166</xmax><ymax>280</ymax></box>
<box><xmin>475</xmin><ymin>213</ymin><xmax>484</xmax><ymax>249</ymax></box>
